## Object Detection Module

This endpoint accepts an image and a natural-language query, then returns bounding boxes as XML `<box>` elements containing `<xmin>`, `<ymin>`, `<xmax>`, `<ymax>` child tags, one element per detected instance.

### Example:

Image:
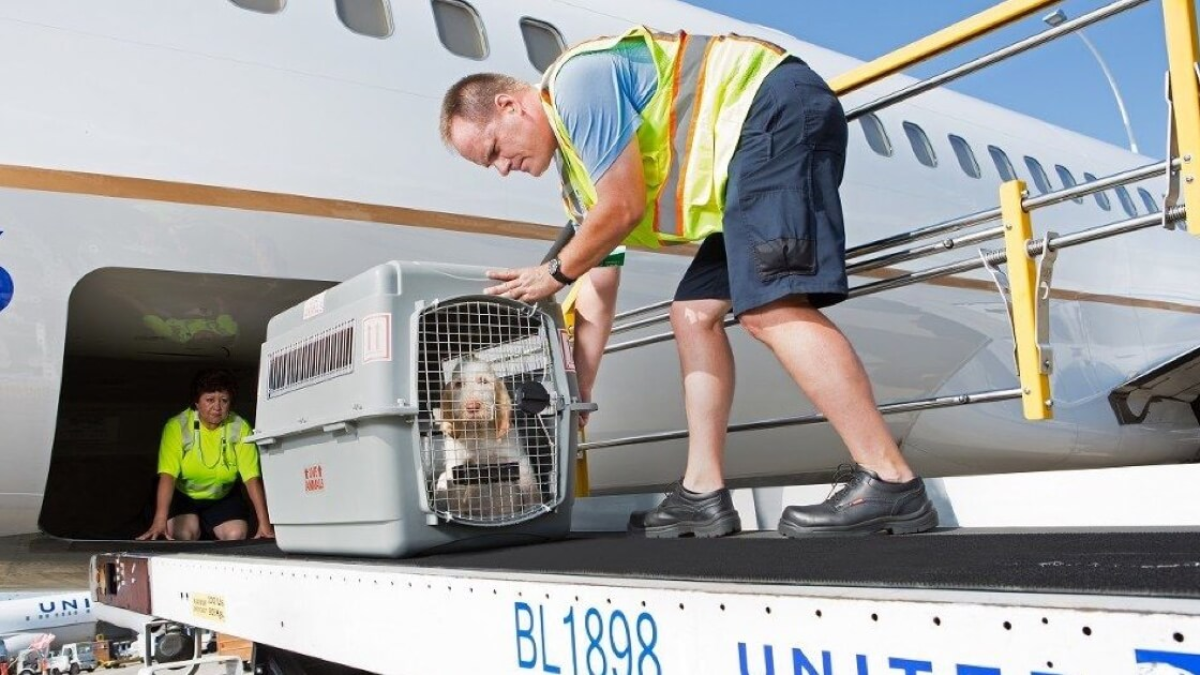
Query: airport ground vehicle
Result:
<box><xmin>57</xmin><ymin>643</ymin><xmax>96</xmax><ymax>674</ymax></box>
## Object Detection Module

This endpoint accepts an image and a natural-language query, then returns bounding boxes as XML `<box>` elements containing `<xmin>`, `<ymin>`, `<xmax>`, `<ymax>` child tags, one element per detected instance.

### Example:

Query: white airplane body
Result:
<box><xmin>0</xmin><ymin>591</ymin><xmax>94</xmax><ymax>654</ymax></box>
<box><xmin>0</xmin><ymin>0</ymin><xmax>1197</xmax><ymax>541</ymax></box>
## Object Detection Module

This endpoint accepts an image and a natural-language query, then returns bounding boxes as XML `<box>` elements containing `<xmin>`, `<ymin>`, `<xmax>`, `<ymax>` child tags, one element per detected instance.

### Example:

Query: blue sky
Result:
<box><xmin>689</xmin><ymin>1</ymin><xmax>1172</xmax><ymax>158</ymax></box>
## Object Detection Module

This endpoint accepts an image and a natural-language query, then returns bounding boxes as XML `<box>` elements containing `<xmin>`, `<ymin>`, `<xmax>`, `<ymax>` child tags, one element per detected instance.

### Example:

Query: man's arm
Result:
<box><xmin>555</xmin><ymin>138</ymin><xmax>645</xmax><ymax>278</ymax></box>
<box><xmin>485</xmin><ymin>137</ymin><xmax>645</xmax><ymax>302</ymax></box>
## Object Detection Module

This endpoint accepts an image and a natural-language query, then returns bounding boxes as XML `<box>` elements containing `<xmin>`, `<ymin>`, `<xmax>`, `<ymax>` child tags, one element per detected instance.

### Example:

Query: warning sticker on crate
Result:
<box><xmin>304</xmin><ymin>464</ymin><xmax>325</xmax><ymax>493</ymax></box>
<box><xmin>559</xmin><ymin>329</ymin><xmax>575</xmax><ymax>372</ymax></box>
<box><xmin>303</xmin><ymin>292</ymin><xmax>326</xmax><ymax>320</ymax></box>
<box><xmin>362</xmin><ymin>313</ymin><xmax>392</xmax><ymax>363</ymax></box>
<box><xmin>191</xmin><ymin>594</ymin><xmax>226</xmax><ymax>624</ymax></box>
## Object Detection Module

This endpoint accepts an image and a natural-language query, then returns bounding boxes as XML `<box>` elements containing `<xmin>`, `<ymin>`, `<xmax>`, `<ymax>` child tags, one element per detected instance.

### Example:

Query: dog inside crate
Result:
<box><xmin>418</xmin><ymin>300</ymin><xmax>558</xmax><ymax>524</ymax></box>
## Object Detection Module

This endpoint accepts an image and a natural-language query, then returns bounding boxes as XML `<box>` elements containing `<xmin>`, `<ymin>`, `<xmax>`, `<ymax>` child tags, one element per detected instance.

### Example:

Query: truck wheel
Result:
<box><xmin>70</xmin><ymin>665</ymin><xmax>80</xmax><ymax>675</ymax></box>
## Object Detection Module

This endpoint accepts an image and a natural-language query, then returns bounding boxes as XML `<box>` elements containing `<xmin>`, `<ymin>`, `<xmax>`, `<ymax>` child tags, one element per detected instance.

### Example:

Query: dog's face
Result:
<box><xmin>440</xmin><ymin>358</ymin><xmax>512</xmax><ymax>439</ymax></box>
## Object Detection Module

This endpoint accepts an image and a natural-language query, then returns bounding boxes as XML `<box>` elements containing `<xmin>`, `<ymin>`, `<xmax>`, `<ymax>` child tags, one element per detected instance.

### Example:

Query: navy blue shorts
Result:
<box><xmin>169</xmin><ymin>486</ymin><xmax>247</xmax><ymax>538</ymax></box>
<box><xmin>675</xmin><ymin>57</ymin><xmax>849</xmax><ymax>315</ymax></box>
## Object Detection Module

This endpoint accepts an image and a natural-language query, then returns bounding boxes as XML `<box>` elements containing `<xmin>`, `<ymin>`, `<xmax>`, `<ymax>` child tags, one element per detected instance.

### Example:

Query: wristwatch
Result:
<box><xmin>547</xmin><ymin>257</ymin><xmax>576</xmax><ymax>285</ymax></box>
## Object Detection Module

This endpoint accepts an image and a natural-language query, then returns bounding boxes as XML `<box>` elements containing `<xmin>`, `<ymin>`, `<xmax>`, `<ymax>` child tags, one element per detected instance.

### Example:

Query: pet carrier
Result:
<box><xmin>249</xmin><ymin>260</ymin><xmax>587</xmax><ymax>557</ymax></box>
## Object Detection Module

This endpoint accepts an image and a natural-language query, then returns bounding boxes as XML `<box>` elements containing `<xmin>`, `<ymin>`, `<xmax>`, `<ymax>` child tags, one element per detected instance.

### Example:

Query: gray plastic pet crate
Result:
<box><xmin>249</xmin><ymin>260</ymin><xmax>586</xmax><ymax>557</ymax></box>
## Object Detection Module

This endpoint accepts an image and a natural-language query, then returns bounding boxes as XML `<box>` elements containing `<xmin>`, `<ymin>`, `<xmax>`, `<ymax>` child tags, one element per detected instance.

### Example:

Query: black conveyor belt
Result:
<box><xmin>402</xmin><ymin>529</ymin><xmax>1200</xmax><ymax>598</ymax></box>
<box><xmin>69</xmin><ymin>528</ymin><xmax>1200</xmax><ymax>600</ymax></box>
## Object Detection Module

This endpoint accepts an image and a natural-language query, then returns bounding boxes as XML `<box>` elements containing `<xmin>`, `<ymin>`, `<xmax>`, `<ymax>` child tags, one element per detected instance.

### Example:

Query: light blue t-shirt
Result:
<box><xmin>552</xmin><ymin>41</ymin><xmax>658</xmax><ymax>182</ymax></box>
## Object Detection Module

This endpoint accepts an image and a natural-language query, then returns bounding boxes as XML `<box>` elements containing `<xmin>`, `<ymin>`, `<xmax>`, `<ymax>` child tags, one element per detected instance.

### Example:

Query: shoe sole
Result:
<box><xmin>777</xmin><ymin>502</ymin><xmax>939</xmax><ymax>538</ymax></box>
<box><xmin>628</xmin><ymin>513</ymin><xmax>742</xmax><ymax>539</ymax></box>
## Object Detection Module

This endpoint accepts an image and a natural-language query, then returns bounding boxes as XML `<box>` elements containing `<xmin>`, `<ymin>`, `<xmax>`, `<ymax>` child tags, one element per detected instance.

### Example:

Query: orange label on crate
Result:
<box><xmin>304</xmin><ymin>464</ymin><xmax>325</xmax><ymax>493</ymax></box>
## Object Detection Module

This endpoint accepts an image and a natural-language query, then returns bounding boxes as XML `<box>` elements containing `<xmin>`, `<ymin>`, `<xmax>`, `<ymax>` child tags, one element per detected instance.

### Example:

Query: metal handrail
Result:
<box><xmin>610</xmin><ymin>311</ymin><xmax>671</xmax><ymax>336</ymax></box>
<box><xmin>847</xmin><ymin>160</ymin><xmax>1176</xmax><ymax>274</ymax></box>
<box><xmin>850</xmin><ymin>206</ymin><xmax>1184</xmax><ymax>298</ymax></box>
<box><xmin>579</xmin><ymin>388</ymin><xmax>1023</xmax><ymax>451</ymax></box>
<box><xmin>613</xmin><ymin>299</ymin><xmax>672</xmax><ymax>322</ymax></box>
<box><xmin>606</xmin><ymin>205</ymin><xmax>1185</xmax><ymax>354</ymax></box>
<box><xmin>609</xmin><ymin>160</ymin><xmax>1177</xmax><ymax>336</ymax></box>
<box><xmin>844</xmin><ymin>0</ymin><xmax>1151</xmax><ymax>121</ymax></box>
<box><xmin>828</xmin><ymin>0</ymin><xmax>1060</xmax><ymax>96</ymax></box>
<box><xmin>847</xmin><ymin>159</ymin><xmax>1171</xmax><ymax>260</ymax></box>
<box><xmin>845</xmin><ymin>206</ymin><xmax>1003</xmax><ymax>260</ymax></box>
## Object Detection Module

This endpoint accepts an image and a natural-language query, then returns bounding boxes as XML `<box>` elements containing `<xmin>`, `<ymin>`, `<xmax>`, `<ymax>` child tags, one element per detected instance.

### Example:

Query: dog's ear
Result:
<box><xmin>495</xmin><ymin>378</ymin><xmax>512</xmax><ymax>439</ymax></box>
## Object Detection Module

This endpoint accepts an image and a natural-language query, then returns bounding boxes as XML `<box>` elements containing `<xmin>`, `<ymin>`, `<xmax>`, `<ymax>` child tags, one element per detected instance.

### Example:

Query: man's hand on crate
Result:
<box><xmin>486</xmin><ymin>264</ymin><xmax>564</xmax><ymax>302</ymax></box>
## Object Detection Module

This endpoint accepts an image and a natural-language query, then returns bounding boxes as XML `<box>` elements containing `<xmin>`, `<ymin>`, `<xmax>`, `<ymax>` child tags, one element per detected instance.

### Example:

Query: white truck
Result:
<box><xmin>56</xmin><ymin>644</ymin><xmax>96</xmax><ymax>675</ymax></box>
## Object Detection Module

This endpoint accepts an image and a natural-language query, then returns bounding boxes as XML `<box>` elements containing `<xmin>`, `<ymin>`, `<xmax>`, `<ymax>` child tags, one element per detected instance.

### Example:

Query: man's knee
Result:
<box><xmin>214</xmin><ymin>520</ymin><xmax>248</xmax><ymax>541</ymax></box>
<box><xmin>670</xmin><ymin>300</ymin><xmax>730</xmax><ymax>335</ymax></box>
<box><xmin>738</xmin><ymin>297</ymin><xmax>823</xmax><ymax>343</ymax></box>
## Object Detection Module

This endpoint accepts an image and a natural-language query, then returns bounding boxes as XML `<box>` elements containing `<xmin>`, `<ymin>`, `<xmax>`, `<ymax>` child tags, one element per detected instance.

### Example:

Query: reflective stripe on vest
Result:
<box><xmin>540</xmin><ymin>26</ymin><xmax>787</xmax><ymax>247</ymax></box>
<box><xmin>657</xmin><ymin>33</ymin><xmax>712</xmax><ymax>239</ymax></box>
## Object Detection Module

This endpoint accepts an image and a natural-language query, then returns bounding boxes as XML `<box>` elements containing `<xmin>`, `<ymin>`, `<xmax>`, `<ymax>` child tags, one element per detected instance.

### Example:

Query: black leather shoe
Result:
<box><xmin>628</xmin><ymin>482</ymin><xmax>741</xmax><ymax>538</ymax></box>
<box><xmin>778</xmin><ymin>465</ymin><xmax>938</xmax><ymax>537</ymax></box>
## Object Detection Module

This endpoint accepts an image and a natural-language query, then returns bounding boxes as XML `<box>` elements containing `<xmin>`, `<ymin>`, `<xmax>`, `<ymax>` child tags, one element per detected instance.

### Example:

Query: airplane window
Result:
<box><xmin>1023</xmin><ymin>156</ymin><xmax>1054</xmax><ymax>195</ymax></box>
<box><xmin>987</xmin><ymin>145</ymin><xmax>1017</xmax><ymax>182</ymax></box>
<box><xmin>859</xmin><ymin>113</ymin><xmax>892</xmax><ymax>157</ymax></box>
<box><xmin>520</xmin><ymin>18</ymin><xmax>565</xmax><ymax>72</ymax></box>
<box><xmin>902</xmin><ymin>121</ymin><xmax>937</xmax><ymax>168</ymax></box>
<box><xmin>229</xmin><ymin>0</ymin><xmax>284</xmax><ymax>12</ymax></box>
<box><xmin>1114</xmin><ymin>185</ymin><xmax>1138</xmax><ymax>217</ymax></box>
<box><xmin>1054</xmin><ymin>165</ymin><xmax>1084</xmax><ymax>204</ymax></box>
<box><xmin>1137</xmin><ymin>187</ymin><xmax>1160</xmax><ymax>213</ymax></box>
<box><xmin>336</xmin><ymin>0</ymin><xmax>392</xmax><ymax>38</ymax></box>
<box><xmin>948</xmin><ymin>134</ymin><xmax>980</xmax><ymax>178</ymax></box>
<box><xmin>1083</xmin><ymin>172</ymin><xmax>1112</xmax><ymax>211</ymax></box>
<box><xmin>433</xmin><ymin>0</ymin><xmax>489</xmax><ymax>59</ymax></box>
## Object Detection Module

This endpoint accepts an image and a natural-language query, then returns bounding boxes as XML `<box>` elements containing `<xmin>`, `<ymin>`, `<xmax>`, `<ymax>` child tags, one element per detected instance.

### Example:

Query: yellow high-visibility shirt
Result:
<box><xmin>157</xmin><ymin>408</ymin><xmax>260</xmax><ymax>501</ymax></box>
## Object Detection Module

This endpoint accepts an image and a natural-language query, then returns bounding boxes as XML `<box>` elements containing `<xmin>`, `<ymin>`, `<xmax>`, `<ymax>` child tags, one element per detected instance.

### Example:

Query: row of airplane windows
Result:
<box><xmin>228</xmin><ymin>0</ymin><xmax>567</xmax><ymax>72</ymax></box>
<box><xmin>228</xmin><ymin>1</ymin><xmax>1165</xmax><ymax>224</ymax></box>
<box><xmin>859</xmin><ymin>112</ymin><xmax>1163</xmax><ymax>220</ymax></box>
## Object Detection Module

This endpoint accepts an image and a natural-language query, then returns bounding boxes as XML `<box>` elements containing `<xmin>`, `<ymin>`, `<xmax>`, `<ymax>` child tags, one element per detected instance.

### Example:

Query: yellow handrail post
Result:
<box><xmin>560</xmin><ymin>283</ymin><xmax>590</xmax><ymax>497</ymax></box>
<box><xmin>999</xmin><ymin>180</ymin><xmax>1053</xmax><ymax>420</ymax></box>
<box><xmin>829</xmin><ymin>0</ymin><xmax>1061</xmax><ymax>96</ymax></box>
<box><xmin>1163</xmin><ymin>0</ymin><xmax>1200</xmax><ymax>235</ymax></box>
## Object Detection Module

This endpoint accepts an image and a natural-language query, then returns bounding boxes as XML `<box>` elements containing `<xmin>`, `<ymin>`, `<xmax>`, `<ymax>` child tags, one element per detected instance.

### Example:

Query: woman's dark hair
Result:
<box><xmin>190</xmin><ymin>368</ymin><xmax>238</xmax><ymax>404</ymax></box>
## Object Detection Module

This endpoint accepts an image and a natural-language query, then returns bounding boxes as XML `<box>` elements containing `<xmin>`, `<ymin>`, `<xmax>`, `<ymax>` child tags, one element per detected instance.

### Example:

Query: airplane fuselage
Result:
<box><xmin>0</xmin><ymin>0</ymin><xmax>1197</xmax><ymax>539</ymax></box>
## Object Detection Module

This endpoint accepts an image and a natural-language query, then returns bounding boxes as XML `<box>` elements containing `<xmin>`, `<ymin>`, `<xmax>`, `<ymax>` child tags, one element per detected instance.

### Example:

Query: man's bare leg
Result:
<box><xmin>740</xmin><ymin>296</ymin><xmax>936</xmax><ymax>536</ymax></box>
<box><xmin>672</xmin><ymin>298</ymin><xmax>736</xmax><ymax>493</ymax></box>
<box><xmin>627</xmin><ymin>297</ymin><xmax>740</xmax><ymax>537</ymax></box>
<box><xmin>738</xmin><ymin>297</ymin><xmax>913</xmax><ymax>482</ymax></box>
<box><xmin>572</xmin><ymin>267</ymin><xmax>620</xmax><ymax>427</ymax></box>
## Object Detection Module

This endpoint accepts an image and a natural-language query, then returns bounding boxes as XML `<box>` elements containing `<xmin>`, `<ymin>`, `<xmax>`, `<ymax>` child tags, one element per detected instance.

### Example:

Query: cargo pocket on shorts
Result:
<box><xmin>747</xmin><ymin>189</ymin><xmax>816</xmax><ymax>279</ymax></box>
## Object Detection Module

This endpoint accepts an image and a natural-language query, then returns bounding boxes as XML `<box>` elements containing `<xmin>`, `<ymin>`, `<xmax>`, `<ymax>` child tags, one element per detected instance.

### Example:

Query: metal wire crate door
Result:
<box><xmin>417</xmin><ymin>298</ymin><xmax>562</xmax><ymax>526</ymax></box>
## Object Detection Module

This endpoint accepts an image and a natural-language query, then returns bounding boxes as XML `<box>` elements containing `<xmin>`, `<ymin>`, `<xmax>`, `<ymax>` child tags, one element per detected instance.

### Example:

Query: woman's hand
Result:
<box><xmin>254</xmin><ymin>522</ymin><xmax>275</xmax><ymax>539</ymax></box>
<box><xmin>136</xmin><ymin>519</ymin><xmax>173</xmax><ymax>541</ymax></box>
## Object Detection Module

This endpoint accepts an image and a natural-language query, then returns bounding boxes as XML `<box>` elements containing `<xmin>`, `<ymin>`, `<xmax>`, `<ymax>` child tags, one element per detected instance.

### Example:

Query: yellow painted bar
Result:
<box><xmin>574</xmin><ymin>435</ymin><xmax>590</xmax><ymax>497</ymax></box>
<box><xmin>829</xmin><ymin>0</ymin><xmax>1060</xmax><ymax>96</ymax></box>
<box><xmin>559</xmin><ymin>283</ymin><xmax>591</xmax><ymax>496</ymax></box>
<box><xmin>1000</xmin><ymin>180</ymin><xmax>1053</xmax><ymax>420</ymax></box>
<box><xmin>1163</xmin><ymin>0</ymin><xmax>1200</xmax><ymax>235</ymax></box>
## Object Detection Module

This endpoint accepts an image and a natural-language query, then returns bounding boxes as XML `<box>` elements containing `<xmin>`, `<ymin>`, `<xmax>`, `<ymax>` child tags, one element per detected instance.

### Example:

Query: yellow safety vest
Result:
<box><xmin>163</xmin><ymin>408</ymin><xmax>254</xmax><ymax>500</ymax></box>
<box><xmin>540</xmin><ymin>26</ymin><xmax>787</xmax><ymax>248</ymax></box>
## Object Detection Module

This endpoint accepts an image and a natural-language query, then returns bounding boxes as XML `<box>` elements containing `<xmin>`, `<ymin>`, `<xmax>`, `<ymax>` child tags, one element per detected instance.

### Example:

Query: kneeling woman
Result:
<box><xmin>138</xmin><ymin>369</ymin><xmax>273</xmax><ymax>541</ymax></box>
